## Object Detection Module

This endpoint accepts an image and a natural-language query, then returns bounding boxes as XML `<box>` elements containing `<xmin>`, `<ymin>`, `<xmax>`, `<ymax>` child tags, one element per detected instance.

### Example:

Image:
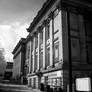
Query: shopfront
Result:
<box><xmin>40</xmin><ymin>70</ymin><xmax>63</xmax><ymax>92</ymax></box>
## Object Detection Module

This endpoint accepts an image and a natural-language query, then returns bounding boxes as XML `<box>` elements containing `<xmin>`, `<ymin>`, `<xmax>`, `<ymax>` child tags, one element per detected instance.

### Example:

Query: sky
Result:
<box><xmin>0</xmin><ymin>0</ymin><xmax>46</xmax><ymax>62</ymax></box>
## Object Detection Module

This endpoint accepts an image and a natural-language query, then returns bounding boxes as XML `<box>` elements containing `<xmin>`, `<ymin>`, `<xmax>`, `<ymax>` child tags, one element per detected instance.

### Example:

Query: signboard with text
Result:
<box><xmin>76</xmin><ymin>77</ymin><xmax>91</xmax><ymax>91</ymax></box>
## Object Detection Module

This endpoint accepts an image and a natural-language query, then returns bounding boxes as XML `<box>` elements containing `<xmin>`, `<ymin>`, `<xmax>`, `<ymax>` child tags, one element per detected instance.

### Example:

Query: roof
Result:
<box><xmin>12</xmin><ymin>38</ymin><xmax>26</xmax><ymax>54</ymax></box>
<box><xmin>27</xmin><ymin>0</ymin><xmax>56</xmax><ymax>32</ymax></box>
<box><xmin>27</xmin><ymin>0</ymin><xmax>92</xmax><ymax>33</ymax></box>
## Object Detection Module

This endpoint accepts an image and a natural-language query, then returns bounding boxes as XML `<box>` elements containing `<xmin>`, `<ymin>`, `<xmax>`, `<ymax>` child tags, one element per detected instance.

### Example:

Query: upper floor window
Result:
<box><xmin>46</xmin><ymin>47</ymin><xmax>50</xmax><ymax>68</ymax></box>
<box><xmin>69</xmin><ymin>13</ymin><xmax>81</xmax><ymax>60</ymax></box>
<box><xmin>70</xmin><ymin>13</ymin><xmax>79</xmax><ymax>31</ymax></box>
<box><xmin>35</xmin><ymin>34</ymin><xmax>38</xmax><ymax>48</ymax></box>
<box><xmin>46</xmin><ymin>23</ymin><xmax>50</xmax><ymax>41</ymax></box>
<box><xmin>40</xmin><ymin>31</ymin><xmax>43</xmax><ymax>45</ymax></box>
<box><xmin>39</xmin><ymin>51</ymin><xmax>43</xmax><ymax>69</ymax></box>
<box><xmin>31</xmin><ymin>39</ymin><xmax>33</xmax><ymax>51</ymax></box>
<box><xmin>26</xmin><ymin>43</ymin><xmax>30</xmax><ymax>60</ymax></box>
<box><xmin>54</xmin><ymin>9</ymin><xmax>61</xmax><ymax>33</ymax></box>
<box><xmin>54</xmin><ymin>41</ymin><xmax>59</xmax><ymax>63</ymax></box>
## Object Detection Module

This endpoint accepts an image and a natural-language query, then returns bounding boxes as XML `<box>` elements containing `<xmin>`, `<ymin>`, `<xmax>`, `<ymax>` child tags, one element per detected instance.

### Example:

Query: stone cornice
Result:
<box><xmin>27</xmin><ymin>0</ymin><xmax>56</xmax><ymax>33</ymax></box>
<box><xmin>12</xmin><ymin>38</ymin><xmax>26</xmax><ymax>54</ymax></box>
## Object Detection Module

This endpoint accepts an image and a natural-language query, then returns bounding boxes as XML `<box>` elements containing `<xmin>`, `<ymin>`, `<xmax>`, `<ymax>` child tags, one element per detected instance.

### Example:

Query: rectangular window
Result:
<box><xmin>40</xmin><ymin>31</ymin><xmax>43</xmax><ymax>44</ymax></box>
<box><xmin>54</xmin><ymin>9</ymin><xmax>61</xmax><ymax>33</ymax></box>
<box><xmin>33</xmin><ymin>77</ymin><xmax>36</xmax><ymax>88</ymax></box>
<box><xmin>35</xmin><ymin>35</ymin><xmax>38</xmax><ymax>48</ymax></box>
<box><xmin>70</xmin><ymin>13</ymin><xmax>79</xmax><ymax>30</ymax></box>
<box><xmin>46</xmin><ymin>24</ymin><xmax>50</xmax><ymax>41</ymax></box>
<box><xmin>54</xmin><ymin>42</ymin><xmax>59</xmax><ymax>63</ymax></box>
<box><xmin>34</xmin><ymin>54</ymin><xmax>37</xmax><ymax>71</ymax></box>
<box><xmin>46</xmin><ymin>47</ymin><xmax>50</xmax><ymax>68</ymax></box>
<box><xmin>39</xmin><ymin>51</ymin><xmax>43</xmax><ymax>69</ymax></box>
<box><xmin>71</xmin><ymin>38</ymin><xmax>80</xmax><ymax>60</ymax></box>
<box><xmin>69</xmin><ymin>13</ymin><xmax>80</xmax><ymax>61</ymax></box>
<box><xmin>27</xmin><ymin>45</ymin><xmax>30</xmax><ymax>59</ymax></box>
<box><xmin>26</xmin><ymin>43</ymin><xmax>30</xmax><ymax>60</ymax></box>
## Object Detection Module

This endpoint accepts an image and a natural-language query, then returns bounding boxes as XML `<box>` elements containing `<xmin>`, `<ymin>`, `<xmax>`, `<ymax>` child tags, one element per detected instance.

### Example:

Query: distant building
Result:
<box><xmin>26</xmin><ymin>0</ymin><xmax>92</xmax><ymax>92</ymax></box>
<box><xmin>4</xmin><ymin>62</ymin><xmax>13</xmax><ymax>80</ymax></box>
<box><xmin>12</xmin><ymin>38</ymin><xmax>27</xmax><ymax>84</ymax></box>
<box><xmin>0</xmin><ymin>48</ymin><xmax>6</xmax><ymax>81</ymax></box>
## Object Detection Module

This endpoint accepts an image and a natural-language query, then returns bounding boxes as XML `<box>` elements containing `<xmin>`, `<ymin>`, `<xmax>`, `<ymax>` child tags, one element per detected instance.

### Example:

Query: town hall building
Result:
<box><xmin>25</xmin><ymin>0</ymin><xmax>92</xmax><ymax>92</ymax></box>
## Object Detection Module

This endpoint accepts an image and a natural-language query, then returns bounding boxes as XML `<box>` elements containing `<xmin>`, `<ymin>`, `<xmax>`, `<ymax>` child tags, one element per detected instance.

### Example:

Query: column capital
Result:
<box><xmin>33</xmin><ymin>32</ymin><xmax>38</xmax><ymax>37</ymax></box>
<box><xmin>48</xmin><ymin>11</ymin><xmax>54</xmax><ymax>19</ymax></box>
<box><xmin>37</xmin><ymin>26</ymin><xmax>43</xmax><ymax>33</ymax></box>
<box><xmin>56</xmin><ymin>2</ymin><xmax>61</xmax><ymax>11</ymax></box>
<box><xmin>42</xmin><ymin>19</ymin><xmax>50</xmax><ymax>27</ymax></box>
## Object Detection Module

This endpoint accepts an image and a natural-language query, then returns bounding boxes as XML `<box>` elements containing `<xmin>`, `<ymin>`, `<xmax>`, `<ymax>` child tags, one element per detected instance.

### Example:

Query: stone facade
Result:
<box><xmin>12</xmin><ymin>38</ymin><xmax>26</xmax><ymax>84</ymax></box>
<box><xmin>26</xmin><ymin>0</ymin><xmax>92</xmax><ymax>92</ymax></box>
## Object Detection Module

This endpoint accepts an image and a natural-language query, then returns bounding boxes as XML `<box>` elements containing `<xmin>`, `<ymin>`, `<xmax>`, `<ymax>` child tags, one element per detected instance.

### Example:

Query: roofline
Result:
<box><xmin>12</xmin><ymin>38</ymin><xmax>26</xmax><ymax>54</ymax></box>
<box><xmin>27</xmin><ymin>0</ymin><xmax>92</xmax><ymax>33</ymax></box>
<box><xmin>27</xmin><ymin>0</ymin><xmax>56</xmax><ymax>33</ymax></box>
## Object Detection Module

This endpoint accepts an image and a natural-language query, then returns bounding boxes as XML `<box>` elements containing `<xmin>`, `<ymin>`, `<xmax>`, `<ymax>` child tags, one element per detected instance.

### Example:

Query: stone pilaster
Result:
<box><xmin>33</xmin><ymin>37</ymin><xmax>36</xmax><ymax>72</ymax></box>
<box><xmin>43</xmin><ymin>27</ymin><xmax>46</xmax><ymax>69</ymax></box>
<box><xmin>37</xmin><ymin>32</ymin><xmax>40</xmax><ymax>70</ymax></box>
<box><xmin>49</xmin><ymin>12</ymin><xmax>54</xmax><ymax>67</ymax></box>
<box><xmin>50</xmin><ymin>19</ymin><xmax>54</xmax><ymax>67</ymax></box>
<box><xmin>29</xmin><ymin>41</ymin><xmax>31</xmax><ymax>73</ymax></box>
<box><xmin>58</xmin><ymin>10</ymin><xmax>63</xmax><ymax>62</ymax></box>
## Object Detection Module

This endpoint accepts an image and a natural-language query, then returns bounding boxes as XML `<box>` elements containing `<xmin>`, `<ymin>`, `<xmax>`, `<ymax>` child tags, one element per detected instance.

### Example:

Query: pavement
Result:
<box><xmin>0</xmin><ymin>83</ymin><xmax>42</xmax><ymax>92</ymax></box>
<box><xmin>25</xmin><ymin>86</ymin><xmax>41</xmax><ymax>92</ymax></box>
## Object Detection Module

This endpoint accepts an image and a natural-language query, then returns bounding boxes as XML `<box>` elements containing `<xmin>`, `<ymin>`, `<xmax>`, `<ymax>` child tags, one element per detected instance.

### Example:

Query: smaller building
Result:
<box><xmin>12</xmin><ymin>38</ymin><xmax>27</xmax><ymax>84</ymax></box>
<box><xmin>4</xmin><ymin>62</ymin><xmax>13</xmax><ymax>80</ymax></box>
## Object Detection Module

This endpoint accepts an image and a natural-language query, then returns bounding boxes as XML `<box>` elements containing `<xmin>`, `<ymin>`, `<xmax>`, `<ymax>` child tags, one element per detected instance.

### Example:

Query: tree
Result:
<box><xmin>0</xmin><ymin>48</ymin><xmax>7</xmax><ymax>79</ymax></box>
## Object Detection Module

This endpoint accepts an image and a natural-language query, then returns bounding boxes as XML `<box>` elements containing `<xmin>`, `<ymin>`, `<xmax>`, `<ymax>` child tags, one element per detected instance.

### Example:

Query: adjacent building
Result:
<box><xmin>4</xmin><ymin>62</ymin><xmax>13</xmax><ymax>80</ymax></box>
<box><xmin>26</xmin><ymin>0</ymin><xmax>92</xmax><ymax>92</ymax></box>
<box><xmin>12</xmin><ymin>38</ymin><xmax>27</xmax><ymax>84</ymax></box>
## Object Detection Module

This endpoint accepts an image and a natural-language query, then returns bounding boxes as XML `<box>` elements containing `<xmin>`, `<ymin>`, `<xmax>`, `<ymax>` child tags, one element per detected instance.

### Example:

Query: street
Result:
<box><xmin>0</xmin><ymin>83</ymin><xmax>36</xmax><ymax>92</ymax></box>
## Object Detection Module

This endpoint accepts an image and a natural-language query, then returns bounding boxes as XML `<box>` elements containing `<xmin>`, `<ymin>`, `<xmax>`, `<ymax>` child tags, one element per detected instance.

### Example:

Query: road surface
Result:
<box><xmin>0</xmin><ymin>83</ymin><xmax>36</xmax><ymax>92</ymax></box>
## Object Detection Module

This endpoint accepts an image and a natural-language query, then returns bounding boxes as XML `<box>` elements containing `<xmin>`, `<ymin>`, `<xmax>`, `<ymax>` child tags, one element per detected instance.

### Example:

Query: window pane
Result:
<box><xmin>46</xmin><ymin>47</ymin><xmax>50</xmax><ymax>67</ymax></box>
<box><xmin>39</xmin><ymin>52</ymin><xmax>43</xmax><ymax>69</ymax></box>
<box><xmin>54</xmin><ymin>10</ymin><xmax>61</xmax><ymax>33</ymax></box>
<box><xmin>71</xmin><ymin>38</ymin><xmax>80</xmax><ymax>59</ymax></box>
<box><xmin>40</xmin><ymin>31</ymin><xmax>43</xmax><ymax>44</ymax></box>
<box><xmin>46</xmin><ymin>24</ymin><xmax>50</xmax><ymax>40</ymax></box>
<box><xmin>70</xmin><ymin>13</ymin><xmax>79</xmax><ymax>30</ymax></box>
<box><xmin>31</xmin><ymin>39</ymin><xmax>33</xmax><ymax>51</ymax></box>
<box><xmin>54</xmin><ymin>42</ymin><xmax>59</xmax><ymax>63</ymax></box>
<box><xmin>35</xmin><ymin>35</ymin><xmax>38</xmax><ymax>48</ymax></box>
<box><xmin>34</xmin><ymin>54</ymin><xmax>37</xmax><ymax>70</ymax></box>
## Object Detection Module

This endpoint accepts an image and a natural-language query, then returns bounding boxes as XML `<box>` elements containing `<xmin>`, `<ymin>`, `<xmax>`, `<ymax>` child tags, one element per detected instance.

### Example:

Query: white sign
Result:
<box><xmin>76</xmin><ymin>77</ymin><xmax>91</xmax><ymax>91</ymax></box>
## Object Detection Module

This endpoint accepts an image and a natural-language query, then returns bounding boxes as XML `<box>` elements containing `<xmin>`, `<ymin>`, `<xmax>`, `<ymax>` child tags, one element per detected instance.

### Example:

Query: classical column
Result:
<box><xmin>43</xmin><ymin>27</ymin><xmax>46</xmax><ymax>69</ymax></box>
<box><xmin>58</xmin><ymin>10</ymin><xmax>63</xmax><ymax>62</ymax></box>
<box><xmin>29</xmin><ymin>40</ymin><xmax>32</xmax><ymax>73</ymax></box>
<box><xmin>49</xmin><ymin>12</ymin><xmax>54</xmax><ymax>67</ymax></box>
<box><xmin>37</xmin><ymin>32</ymin><xmax>40</xmax><ymax>70</ymax></box>
<box><xmin>33</xmin><ymin>36</ymin><xmax>36</xmax><ymax>72</ymax></box>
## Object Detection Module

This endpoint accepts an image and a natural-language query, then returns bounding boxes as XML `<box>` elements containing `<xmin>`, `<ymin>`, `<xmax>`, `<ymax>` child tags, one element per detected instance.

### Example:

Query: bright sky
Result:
<box><xmin>0</xmin><ymin>0</ymin><xmax>46</xmax><ymax>62</ymax></box>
